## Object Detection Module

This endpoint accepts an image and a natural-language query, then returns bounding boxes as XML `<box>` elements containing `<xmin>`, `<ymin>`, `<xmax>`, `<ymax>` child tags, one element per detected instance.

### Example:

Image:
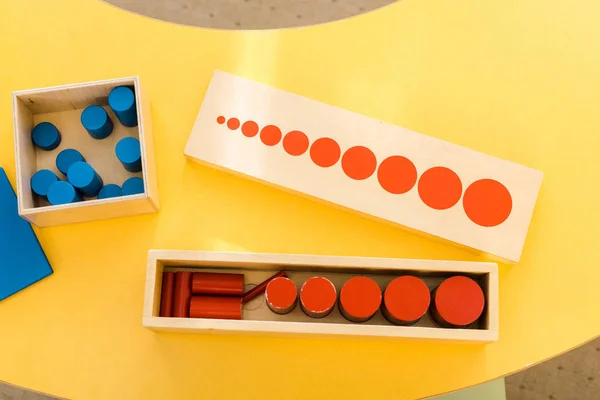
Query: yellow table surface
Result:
<box><xmin>1</xmin><ymin>0</ymin><xmax>599</xmax><ymax>398</ymax></box>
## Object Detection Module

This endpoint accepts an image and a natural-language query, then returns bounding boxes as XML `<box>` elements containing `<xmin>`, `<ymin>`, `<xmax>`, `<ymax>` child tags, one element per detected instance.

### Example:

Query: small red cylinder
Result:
<box><xmin>265</xmin><ymin>277</ymin><xmax>298</xmax><ymax>314</ymax></box>
<box><xmin>189</xmin><ymin>296</ymin><xmax>242</xmax><ymax>320</ymax></box>
<box><xmin>300</xmin><ymin>276</ymin><xmax>337</xmax><ymax>318</ymax></box>
<box><xmin>339</xmin><ymin>276</ymin><xmax>382</xmax><ymax>322</ymax></box>
<box><xmin>159</xmin><ymin>271</ymin><xmax>175</xmax><ymax>317</ymax></box>
<box><xmin>192</xmin><ymin>272</ymin><xmax>244</xmax><ymax>296</ymax></box>
<box><xmin>430</xmin><ymin>276</ymin><xmax>485</xmax><ymax>328</ymax></box>
<box><xmin>382</xmin><ymin>276</ymin><xmax>430</xmax><ymax>325</ymax></box>
<box><xmin>173</xmin><ymin>271</ymin><xmax>192</xmax><ymax>318</ymax></box>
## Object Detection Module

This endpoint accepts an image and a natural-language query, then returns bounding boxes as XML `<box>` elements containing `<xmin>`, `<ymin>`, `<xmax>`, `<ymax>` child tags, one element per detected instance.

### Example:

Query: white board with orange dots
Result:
<box><xmin>184</xmin><ymin>71</ymin><xmax>543</xmax><ymax>263</ymax></box>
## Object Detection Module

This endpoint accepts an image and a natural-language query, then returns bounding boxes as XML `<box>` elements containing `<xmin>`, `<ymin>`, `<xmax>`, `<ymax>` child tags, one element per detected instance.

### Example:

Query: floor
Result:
<box><xmin>1</xmin><ymin>0</ymin><xmax>597</xmax><ymax>399</ymax></box>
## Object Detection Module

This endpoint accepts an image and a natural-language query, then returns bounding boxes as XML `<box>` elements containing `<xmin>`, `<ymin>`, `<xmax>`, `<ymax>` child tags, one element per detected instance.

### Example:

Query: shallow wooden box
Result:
<box><xmin>143</xmin><ymin>250</ymin><xmax>499</xmax><ymax>343</ymax></box>
<box><xmin>12</xmin><ymin>77</ymin><xmax>159</xmax><ymax>227</ymax></box>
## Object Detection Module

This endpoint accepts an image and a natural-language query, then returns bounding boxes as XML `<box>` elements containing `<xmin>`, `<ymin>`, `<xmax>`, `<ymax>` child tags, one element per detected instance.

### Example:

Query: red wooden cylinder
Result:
<box><xmin>189</xmin><ymin>296</ymin><xmax>242</xmax><ymax>320</ymax></box>
<box><xmin>339</xmin><ymin>276</ymin><xmax>381</xmax><ymax>322</ymax></box>
<box><xmin>300</xmin><ymin>277</ymin><xmax>337</xmax><ymax>318</ymax></box>
<box><xmin>159</xmin><ymin>271</ymin><xmax>175</xmax><ymax>317</ymax></box>
<box><xmin>265</xmin><ymin>277</ymin><xmax>297</xmax><ymax>314</ymax></box>
<box><xmin>243</xmin><ymin>270</ymin><xmax>286</xmax><ymax>303</ymax></box>
<box><xmin>192</xmin><ymin>272</ymin><xmax>244</xmax><ymax>296</ymax></box>
<box><xmin>382</xmin><ymin>276</ymin><xmax>430</xmax><ymax>325</ymax></box>
<box><xmin>430</xmin><ymin>276</ymin><xmax>485</xmax><ymax>328</ymax></box>
<box><xmin>173</xmin><ymin>271</ymin><xmax>192</xmax><ymax>318</ymax></box>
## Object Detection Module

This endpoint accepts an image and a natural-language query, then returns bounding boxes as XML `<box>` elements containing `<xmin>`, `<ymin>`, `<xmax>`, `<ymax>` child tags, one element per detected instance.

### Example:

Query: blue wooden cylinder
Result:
<box><xmin>31</xmin><ymin>122</ymin><xmax>61</xmax><ymax>151</ymax></box>
<box><xmin>115</xmin><ymin>137</ymin><xmax>142</xmax><ymax>172</ymax></box>
<box><xmin>98</xmin><ymin>184</ymin><xmax>122</xmax><ymax>199</ymax></box>
<box><xmin>122</xmin><ymin>177</ymin><xmax>144</xmax><ymax>196</ymax></box>
<box><xmin>67</xmin><ymin>162</ymin><xmax>103</xmax><ymax>197</ymax></box>
<box><xmin>56</xmin><ymin>149</ymin><xmax>85</xmax><ymax>176</ymax></box>
<box><xmin>47</xmin><ymin>181</ymin><xmax>82</xmax><ymax>205</ymax></box>
<box><xmin>80</xmin><ymin>105</ymin><xmax>113</xmax><ymax>139</ymax></box>
<box><xmin>30</xmin><ymin>169</ymin><xmax>59</xmax><ymax>197</ymax></box>
<box><xmin>108</xmin><ymin>86</ymin><xmax>138</xmax><ymax>127</ymax></box>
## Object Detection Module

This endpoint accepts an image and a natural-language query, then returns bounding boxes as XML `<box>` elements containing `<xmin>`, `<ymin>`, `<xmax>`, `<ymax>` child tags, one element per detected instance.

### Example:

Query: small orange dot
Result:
<box><xmin>341</xmin><ymin>146</ymin><xmax>377</xmax><ymax>180</ymax></box>
<box><xmin>216</xmin><ymin>116</ymin><xmax>226</xmax><ymax>124</ymax></box>
<box><xmin>463</xmin><ymin>179</ymin><xmax>512</xmax><ymax>227</ymax></box>
<box><xmin>418</xmin><ymin>166</ymin><xmax>462</xmax><ymax>210</ymax></box>
<box><xmin>227</xmin><ymin>118</ymin><xmax>240</xmax><ymax>130</ymax></box>
<box><xmin>283</xmin><ymin>131</ymin><xmax>309</xmax><ymax>156</ymax></box>
<box><xmin>310</xmin><ymin>138</ymin><xmax>341</xmax><ymax>168</ymax></box>
<box><xmin>241</xmin><ymin>121</ymin><xmax>259</xmax><ymax>137</ymax></box>
<box><xmin>377</xmin><ymin>156</ymin><xmax>417</xmax><ymax>194</ymax></box>
<box><xmin>260</xmin><ymin>125</ymin><xmax>282</xmax><ymax>146</ymax></box>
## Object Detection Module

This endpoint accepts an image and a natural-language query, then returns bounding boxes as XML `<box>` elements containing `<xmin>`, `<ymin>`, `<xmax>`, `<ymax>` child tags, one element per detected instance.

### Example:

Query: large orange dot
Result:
<box><xmin>377</xmin><ymin>156</ymin><xmax>417</xmax><ymax>194</ymax></box>
<box><xmin>463</xmin><ymin>179</ymin><xmax>512</xmax><ymax>227</ymax></box>
<box><xmin>227</xmin><ymin>118</ymin><xmax>240</xmax><ymax>130</ymax></box>
<box><xmin>216</xmin><ymin>116</ymin><xmax>225</xmax><ymax>124</ymax></box>
<box><xmin>260</xmin><ymin>125</ymin><xmax>282</xmax><ymax>146</ymax></box>
<box><xmin>418</xmin><ymin>167</ymin><xmax>462</xmax><ymax>210</ymax></box>
<box><xmin>241</xmin><ymin>121</ymin><xmax>259</xmax><ymax>137</ymax></box>
<box><xmin>310</xmin><ymin>137</ymin><xmax>341</xmax><ymax>168</ymax></box>
<box><xmin>283</xmin><ymin>130</ymin><xmax>309</xmax><ymax>156</ymax></box>
<box><xmin>341</xmin><ymin>146</ymin><xmax>377</xmax><ymax>180</ymax></box>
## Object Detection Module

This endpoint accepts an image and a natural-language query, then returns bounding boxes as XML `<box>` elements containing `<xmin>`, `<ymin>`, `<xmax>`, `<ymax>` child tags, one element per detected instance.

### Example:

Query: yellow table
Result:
<box><xmin>1</xmin><ymin>0</ymin><xmax>598</xmax><ymax>398</ymax></box>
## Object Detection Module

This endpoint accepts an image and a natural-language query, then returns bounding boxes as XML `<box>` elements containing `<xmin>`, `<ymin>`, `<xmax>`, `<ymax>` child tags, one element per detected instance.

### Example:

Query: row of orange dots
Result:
<box><xmin>217</xmin><ymin>116</ymin><xmax>512</xmax><ymax>227</ymax></box>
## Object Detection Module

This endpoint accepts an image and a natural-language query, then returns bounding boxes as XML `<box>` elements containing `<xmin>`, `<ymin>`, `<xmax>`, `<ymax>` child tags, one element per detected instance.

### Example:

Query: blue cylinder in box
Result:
<box><xmin>122</xmin><ymin>177</ymin><xmax>144</xmax><ymax>196</ymax></box>
<box><xmin>47</xmin><ymin>181</ymin><xmax>82</xmax><ymax>205</ymax></box>
<box><xmin>108</xmin><ymin>86</ymin><xmax>138</xmax><ymax>127</ymax></box>
<box><xmin>67</xmin><ymin>162</ymin><xmax>103</xmax><ymax>197</ymax></box>
<box><xmin>116</xmin><ymin>137</ymin><xmax>142</xmax><ymax>172</ymax></box>
<box><xmin>31</xmin><ymin>169</ymin><xmax>59</xmax><ymax>197</ymax></box>
<box><xmin>98</xmin><ymin>184</ymin><xmax>122</xmax><ymax>199</ymax></box>
<box><xmin>31</xmin><ymin>122</ymin><xmax>61</xmax><ymax>151</ymax></box>
<box><xmin>81</xmin><ymin>105</ymin><xmax>113</xmax><ymax>139</ymax></box>
<box><xmin>56</xmin><ymin>149</ymin><xmax>85</xmax><ymax>176</ymax></box>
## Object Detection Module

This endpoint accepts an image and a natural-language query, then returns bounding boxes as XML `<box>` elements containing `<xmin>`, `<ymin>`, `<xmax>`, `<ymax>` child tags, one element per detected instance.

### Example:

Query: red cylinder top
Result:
<box><xmin>300</xmin><ymin>277</ymin><xmax>337</xmax><ymax>314</ymax></box>
<box><xmin>435</xmin><ymin>276</ymin><xmax>485</xmax><ymax>326</ymax></box>
<box><xmin>265</xmin><ymin>277</ymin><xmax>297</xmax><ymax>309</ymax></box>
<box><xmin>384</xmin><ymin>276</ymin><xmax>430</xmax><ymax>322</ymax></box>
<box><xmin>339</xmin><ymin>276</ymin><xmax>381</xmax><ymax>319</ymax></box>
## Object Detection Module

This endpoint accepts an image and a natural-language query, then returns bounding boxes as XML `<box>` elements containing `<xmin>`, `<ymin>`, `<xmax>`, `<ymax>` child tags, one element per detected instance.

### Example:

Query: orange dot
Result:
<box><xmin>227</xmin><ymin>118</ymin><xmax>240</xmax><ymax>130</ymax></box>
<box><xmin>341</xmin><ymin>146</ymin><xmax>377</xmax><ymax>180</ymax></box>
<box><xmin>283</xmin><ymin>130</ymin><xmax>309</xmax><ymax>156</ymax></box>
<box><xmin>241</xmin><ymin>121</ymin><xmax>259</xmax><ymax>137</ymax></box>
<box><xmin>216</xmin><ymin>116</ymin><xmax>225</xmax><ymax>124</ymax></box>
<box><xmin>310</xmin><ymin>137</ymin><xmax>341</xmax><ymax>168</ymax></box>
<box><xmin>463</xmin><ymin>179</ymin><xmax>512</xmax><ymax>227</ymax></box>
<box><xmin>377</xmin><ymin>156</ymin><xmax>417</xmax><ymax>194</ymax></box>
<box><xmin>260</xmin><ymin>125</ymin><xmax>282</xmax><ymax>146</ymax></box>
<box><xmin>418</xmin><ymin>166</ymin><xmax>462</xmax><ymax>210</ymax></box>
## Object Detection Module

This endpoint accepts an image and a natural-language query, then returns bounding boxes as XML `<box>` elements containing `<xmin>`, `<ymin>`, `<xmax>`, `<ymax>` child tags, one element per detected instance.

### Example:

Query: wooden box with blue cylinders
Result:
<box><xmin>11</xmin><ymin>77</ymin><xmax>159</xmax><ymax>227</ymax></box>
<box><xmin>0</xmin><ymin>167</ymin><xmax>52</xmax><ymax>301</ymax></box>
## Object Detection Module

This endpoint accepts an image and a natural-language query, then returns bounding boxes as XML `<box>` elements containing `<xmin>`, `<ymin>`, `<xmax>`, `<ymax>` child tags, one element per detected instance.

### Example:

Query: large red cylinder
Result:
<box><xmin>173</xmin><ymin>271</ymin><xmax>192</xmax><ymax>318</ymax></box>
<box><xmin>265</xmin><ymin>276</ymin><xmax>297</xmax><ymax>314</ymax></box>
<box><xmin>300</xmin><ymin>277</ymin><xmax>337</xmax><ymax>318</ymax></box>
<box><xmin>382</xmin><ymin>276</ymin><xmax>430</xmax><ymax>325</ymax></box>
<box><xmin>192</xmin><ymin>272</ymin><xmax>244</xmax><ymax>296</ymax></box>
<box><xmin>430</xmin><ymin>276</ymin><xmax>485</xmax><ymax>328</ymax></box>
<box><xmin>339</xmin><ymin>276</ymin><xmax>381</xmax><ymax>323</ymax></box>
<box><xmin>159</xmin><ymin>271</ymin><xmax>175</xmax><ymax>317</ymax></box>
<box><xmin>189</xmin><ymin>296</ymin><xmax>242</xmax><ymax>320</ymax></box>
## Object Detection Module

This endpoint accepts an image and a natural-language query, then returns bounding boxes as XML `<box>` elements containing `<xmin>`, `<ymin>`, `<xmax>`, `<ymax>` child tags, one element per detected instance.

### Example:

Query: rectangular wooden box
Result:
<box><xmin>143</xmin><ymin>250</ymin><xmax>499</xmax><ymax>343</ymax></box>
<box><xmin>12</xmin><ymin>77</ymin><xmax>159</xmax><ymax>227</ymax></box>
<box><xmin>184</xmin><ymin>71</ymin><xmax>543</xmax><ymax>263</ymax></box>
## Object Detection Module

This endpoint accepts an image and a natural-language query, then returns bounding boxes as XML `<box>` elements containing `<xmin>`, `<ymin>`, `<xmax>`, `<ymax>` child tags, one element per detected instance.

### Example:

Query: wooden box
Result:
<box><xmin>143</xmin><ymin>250</ymin><xmax>499</xmax><ymax>343</ymax></box>
<box><xmin>184</xmin><ymin>71</ymin><xmax>543</xmax><ymax>263</ymax></box>
<box><xmin>12</xmin><ymin>77</ymin><xmax>159</xmax><ymax>227</ymax></box>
